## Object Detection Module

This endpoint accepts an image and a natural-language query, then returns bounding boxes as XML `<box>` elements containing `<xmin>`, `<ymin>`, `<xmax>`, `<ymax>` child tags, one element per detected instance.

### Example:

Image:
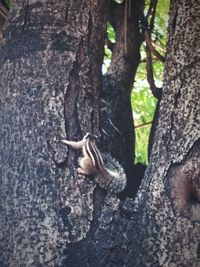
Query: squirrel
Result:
<box><xmin>61</xmin><ymin>133</ymin><xmax>127</xmax><ymax>194</ymax></box>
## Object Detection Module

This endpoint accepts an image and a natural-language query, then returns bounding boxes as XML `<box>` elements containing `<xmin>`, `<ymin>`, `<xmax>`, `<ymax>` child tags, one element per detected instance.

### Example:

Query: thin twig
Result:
<box><xmin>145</xmin><ymin>30</ymin><xmax>165</xmax><ymax>63</ymax></box>
<box><xmin>134</xmin><ymin>121</ymin><xmax>153</xmax><ymax>129</ymax></box>
<box><xmin>145</xmin><ymin>0</ymin><xmax>154</xmax><ymax>21</ymax></box>
<box><xmin>146</xmin><ymin>42</ymin><xmax>162</xmax><ymax>99</ymax></box>
<box><xmin>149</xmin><ymin>0</ymin><xmax>158</xmax><ymax>31</ymax></box>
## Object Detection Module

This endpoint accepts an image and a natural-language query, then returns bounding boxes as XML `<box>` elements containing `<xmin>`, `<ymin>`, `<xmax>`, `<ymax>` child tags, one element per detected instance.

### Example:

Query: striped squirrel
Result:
<box><xmin>61</xmin><ymin>133</ymin><xmax>127</xmax><ymax>194</ymax></box>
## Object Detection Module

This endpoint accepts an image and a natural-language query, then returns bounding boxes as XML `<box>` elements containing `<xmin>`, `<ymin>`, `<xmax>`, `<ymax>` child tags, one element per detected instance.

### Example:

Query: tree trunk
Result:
<box><xmin>0</xmin><ymin>0</ymin><xmax>108</xmax><ymax>265</ymax></box>
<box><xmin>133</xmin><ymin>0</ymin><xmax>200</xmax><ymax>266</ymax></box>
<box><xmin>101</xmin><ymin>0</ymin><xmax>144</xmax><ymax>198</ymax></box>
<box><xmin>0</xmin><ymin>0</ymin><xmax>199</xmax><ymax>267</ymax></box>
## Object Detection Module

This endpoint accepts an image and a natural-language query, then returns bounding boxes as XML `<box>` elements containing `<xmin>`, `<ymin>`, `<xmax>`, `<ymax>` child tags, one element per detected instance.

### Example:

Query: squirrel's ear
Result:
<box><xmin>84</xmin><ymin>133</ymin><xmax>95</xmax><ymax>139</ymax></box>
<box><xmin>84</xmin><ymin>133</ymin><xmax>90</xmax><ymax>138</ymax></box>
<box><xmin>85</xmin><ymin>133</ymin><xmax>98</xmax><ymax>140</ymax></box>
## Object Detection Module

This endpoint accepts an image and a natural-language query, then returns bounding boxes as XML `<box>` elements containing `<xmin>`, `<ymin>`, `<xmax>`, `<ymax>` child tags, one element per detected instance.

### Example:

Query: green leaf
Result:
<box><xmin>107</xmin><ymin>23</ymin><xmax>116</xmax><ymax>43</ymax></box>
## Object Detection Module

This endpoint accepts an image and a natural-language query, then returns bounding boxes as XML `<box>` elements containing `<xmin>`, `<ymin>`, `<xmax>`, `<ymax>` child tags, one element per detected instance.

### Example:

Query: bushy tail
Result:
<box><xmin>95</xmin><ymin>154</ymin><xmax>127</xmax><ymax>194</ymax></box>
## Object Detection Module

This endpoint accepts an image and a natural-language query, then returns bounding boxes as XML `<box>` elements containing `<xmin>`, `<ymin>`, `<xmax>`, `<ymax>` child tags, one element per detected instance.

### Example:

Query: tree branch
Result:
<box><xmin>146</xmin><ymin>39</ymin><xmax>162</xmax><ymax>99</ymax></box>
<box><xmin>145</xmin><ymin>30</ymin><xmax>165</xmax><ymax>63</ymax></box>
<box><xmin>149</xmin><ymin>0</ymin><xmax>158</xmax><ymax>31</ymax></box>
<box><xmin>144</xmin><ymin>0</ymin><xmax>165</xmax><ymax>63</ymax></box>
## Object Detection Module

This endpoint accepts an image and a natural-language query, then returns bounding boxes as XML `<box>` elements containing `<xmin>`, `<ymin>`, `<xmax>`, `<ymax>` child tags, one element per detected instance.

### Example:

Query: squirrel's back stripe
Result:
<box><xmin>86</xmin><ymin>139</ymin><xmax>105</xmax><ymax>171</ymax></box>
<box><xmin>84</xmin><ymin>139</ymin><xmax>95</xmax><ymax>166</ymax></box>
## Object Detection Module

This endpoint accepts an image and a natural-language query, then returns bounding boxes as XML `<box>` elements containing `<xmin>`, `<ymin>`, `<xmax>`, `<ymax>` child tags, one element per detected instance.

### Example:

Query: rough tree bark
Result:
<box><xmin>134</xmin><ymin>0</ymin><xmax>200</xmax><ymax>266</ymax></box>
<box><xmin>0</xmin><ymin>0</ymin><xmax>108</xmax><ymax>265</ymax></box>
<box><xmin>0</xmin><ymin>0</ymin><xmax>199</xmax><ymax>267</ymax></box>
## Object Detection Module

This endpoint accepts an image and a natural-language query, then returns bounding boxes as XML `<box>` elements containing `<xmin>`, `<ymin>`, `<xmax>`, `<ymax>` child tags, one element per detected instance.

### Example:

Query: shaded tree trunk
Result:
<box><xmin>101</xmin><ymin>0</ymin><xmax>144</xmax><ymax>198</ymax></box>
<box><xmin>0</xmin><ymin>0</ymin><xmax>199</xmax><ymax>267</ymax></box>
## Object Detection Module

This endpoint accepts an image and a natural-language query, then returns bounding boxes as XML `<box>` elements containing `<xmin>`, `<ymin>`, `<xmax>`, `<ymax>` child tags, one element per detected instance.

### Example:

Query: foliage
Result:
<box><xmin>107</xmin><ymin>22</ymin><xmax>116</xmax><ymax>43</ymax></box>
<box><xmin>131</xmin><ymin>84</ymin><xmax>157</xmax><ymax>164</ymax></box>
<box><xmin>102</xmin><ymin>23</ymin><xmax>114</xmax><ymax>74</ymax></box>
<box><xmin>133</xmin><ymin>0</ymin><xmax>169</xmax><ymax>163</ymax></box>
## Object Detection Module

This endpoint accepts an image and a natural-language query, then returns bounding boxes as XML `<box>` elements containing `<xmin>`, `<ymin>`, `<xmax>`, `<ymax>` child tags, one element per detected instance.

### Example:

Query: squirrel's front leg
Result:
<box><xmin>61</xmin><ymin>138</ymin><xmax>86</xmax><ymax>150</ymax></box>
<box><xmin>61</xmin><ymin>133</ymin><xmax>90</xmax><ymax>150</ymax></box>
<box><xmin>61</xmin><ymin>133</ymin><xmax>96</xmax><ymax>176</ymax></box>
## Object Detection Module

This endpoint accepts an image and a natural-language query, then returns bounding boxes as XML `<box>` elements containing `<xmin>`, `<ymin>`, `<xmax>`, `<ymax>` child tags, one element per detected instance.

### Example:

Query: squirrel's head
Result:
<box><xmin>84</xmin><ymin>133</ymin><xmax>97</xmax><ymax>141</ymax></box>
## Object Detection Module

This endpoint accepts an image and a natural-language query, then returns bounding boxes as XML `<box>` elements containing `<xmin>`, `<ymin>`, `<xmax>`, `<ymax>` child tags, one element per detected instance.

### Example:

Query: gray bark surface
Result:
<box><xmin>0</xmin><ymin>0</ymin><xmax>199</xmax><ymax>267</ymax></box>
<box><xmin>134</xmin><ymin>0</ymin><xmax>200</xmax><ymax>266</ymax></box>
<box><xmin>0</xmin><ymin>0</ymin><xmax>107</xmax><ymax>265</ymax></box>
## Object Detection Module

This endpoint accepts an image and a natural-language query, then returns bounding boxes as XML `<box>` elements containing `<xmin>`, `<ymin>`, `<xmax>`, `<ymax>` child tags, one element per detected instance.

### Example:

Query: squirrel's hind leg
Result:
<box><xmin>78</xmin><ymin>156</ymin><xmax>96</xmax><ymax>176</ymax></box>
